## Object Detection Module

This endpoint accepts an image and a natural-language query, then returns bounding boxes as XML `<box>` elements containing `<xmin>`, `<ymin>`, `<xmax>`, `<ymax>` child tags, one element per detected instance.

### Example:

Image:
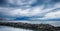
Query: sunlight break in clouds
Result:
<box><xmin>45</xmin><ymin>11</ymin><xmax>60</xmax><ymax>19</ymax></box>
<box><xmin>12</xmin><ymin>5</ymin><xmax>44</xmax><ymax>16</ymax></box>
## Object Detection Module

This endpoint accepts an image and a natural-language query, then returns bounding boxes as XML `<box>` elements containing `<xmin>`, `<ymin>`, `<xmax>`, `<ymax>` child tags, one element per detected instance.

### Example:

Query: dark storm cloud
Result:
<box><xmin>0</xmin><ymin>0</ymin><xmax>5</xmax><ymax>4</ymax></box>
<box><xmin>0</xmin><ymin>0</ymin><xmax>7</xmax><ymax>6</ymax></box>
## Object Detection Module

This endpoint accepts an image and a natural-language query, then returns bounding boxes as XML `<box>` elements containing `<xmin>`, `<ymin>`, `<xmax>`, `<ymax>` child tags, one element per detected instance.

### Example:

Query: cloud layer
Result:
<box><xmin>0</xmin><ymin>0</ymin><xmax>60</xmax><ymax>20</ymax></box>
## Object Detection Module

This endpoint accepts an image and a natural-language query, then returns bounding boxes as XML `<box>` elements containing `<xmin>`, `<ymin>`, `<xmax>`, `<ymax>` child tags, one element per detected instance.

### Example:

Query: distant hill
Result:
<box><xmin>0</xmin><ymin>18</ymin><xmax>6</xmax><ymax>20</ymax></box>
<box><xmin>0</xmin><ymin>22</ymin><xmax>60</xmax><ymax>31</ymax></box>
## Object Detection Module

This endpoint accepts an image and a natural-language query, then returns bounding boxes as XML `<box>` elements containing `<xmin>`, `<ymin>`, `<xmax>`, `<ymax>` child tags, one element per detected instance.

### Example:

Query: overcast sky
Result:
<box><xmin>0</xmin><ymin>0</ymin><xmax>60</xmax><ymax>21</ymax></box>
